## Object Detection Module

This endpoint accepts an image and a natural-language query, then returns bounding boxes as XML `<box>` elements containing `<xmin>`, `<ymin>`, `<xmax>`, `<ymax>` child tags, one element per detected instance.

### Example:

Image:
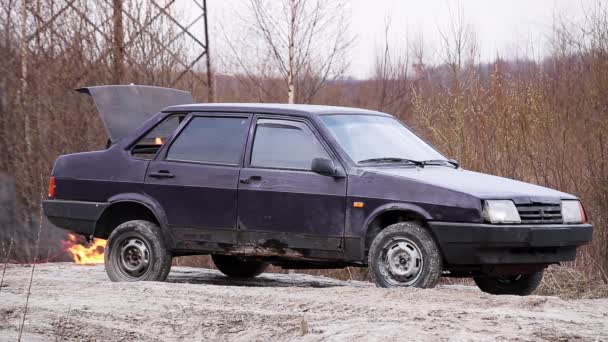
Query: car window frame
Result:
<box><xmin>128</xmin><ymin>113</ymin><xmax>190</xmax><ymax>161</ymax></box>
<box><xmin>155</xmin><ymin>112</ymin><xmax>253</xmax><ymax>168</ymax></box>
<box><xmin>244</xmin><ymin>114</ymin><xmax>339</xmax><ymax>173</ymax></box>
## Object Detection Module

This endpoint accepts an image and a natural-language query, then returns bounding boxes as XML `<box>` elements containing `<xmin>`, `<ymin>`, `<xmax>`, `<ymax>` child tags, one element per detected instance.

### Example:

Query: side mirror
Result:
<box><xmin>311</xmin><ymin>157</ymin><xmax>337</xmax><ymax>176</ymax></box>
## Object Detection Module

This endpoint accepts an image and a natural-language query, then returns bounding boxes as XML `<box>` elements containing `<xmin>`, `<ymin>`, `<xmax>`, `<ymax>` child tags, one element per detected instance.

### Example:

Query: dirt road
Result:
<box><xmin>0</xmin><ymin>263</ymin><xmax>606</xmax><ymax>341</ymax></box>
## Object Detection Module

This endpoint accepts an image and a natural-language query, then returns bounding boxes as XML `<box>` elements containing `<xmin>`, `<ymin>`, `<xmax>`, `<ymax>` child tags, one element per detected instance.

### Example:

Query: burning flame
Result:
<box><xmin>62</xmin><ymin>233</ymin><xmax>107</xmax><ymax>265</ymax></box>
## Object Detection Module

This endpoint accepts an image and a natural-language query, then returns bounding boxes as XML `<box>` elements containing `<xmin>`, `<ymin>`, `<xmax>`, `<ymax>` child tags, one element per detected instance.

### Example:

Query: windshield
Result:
<box><xmin>320</xmin><ymin>114</ymin><xmax>446</xmax><ymax>164</ymax></box>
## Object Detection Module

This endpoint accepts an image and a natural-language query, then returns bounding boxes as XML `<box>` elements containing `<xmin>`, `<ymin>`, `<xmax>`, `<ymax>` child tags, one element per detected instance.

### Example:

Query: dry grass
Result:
<box><xmin>535</xmin><ymin>265</ymin><xmax>608</xmax><ymax>299</ymax></box>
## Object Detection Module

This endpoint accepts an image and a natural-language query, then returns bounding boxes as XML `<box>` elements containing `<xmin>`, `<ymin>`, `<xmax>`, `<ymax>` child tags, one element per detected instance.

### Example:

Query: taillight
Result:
<box><xmin>48</xmin><ymin>176</ymin><xmax>55</xmax><ymax>198</ymax></box>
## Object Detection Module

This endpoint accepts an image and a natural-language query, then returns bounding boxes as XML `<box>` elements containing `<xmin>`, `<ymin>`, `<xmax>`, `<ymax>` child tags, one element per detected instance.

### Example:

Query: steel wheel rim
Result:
<box><xmin>115</xmin><ymin>236</ymin><xmax>151</xmax><ymax>279</ymax></box>
<box><xmin>379</xmin><ymin>237</ymin><xmax>424</xmax><ymax>286</ymax></box>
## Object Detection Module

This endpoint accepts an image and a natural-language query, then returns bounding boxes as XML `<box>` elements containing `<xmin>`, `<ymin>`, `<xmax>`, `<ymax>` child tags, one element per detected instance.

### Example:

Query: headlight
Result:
<box><xmin>561</xmin><ymin>200</ymin><xmax>586</xmax><ymax>224</ymax></box>
<box><xmin>483</xmin><ymin>200</ymin><xmax>521</xmax><ymax>224</ymax></box>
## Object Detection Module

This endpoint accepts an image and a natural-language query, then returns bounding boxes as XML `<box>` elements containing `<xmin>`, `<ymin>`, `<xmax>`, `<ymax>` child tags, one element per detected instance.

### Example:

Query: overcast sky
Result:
<box><xmin>184</xmin><ymin>0</ymin><xmax>598</xmax><ymax>79</ymax></box>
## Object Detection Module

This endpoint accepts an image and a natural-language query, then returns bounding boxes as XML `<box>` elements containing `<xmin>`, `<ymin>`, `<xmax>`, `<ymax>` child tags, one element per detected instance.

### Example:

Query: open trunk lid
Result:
<box><xmin>77</xmin><ymin>85</ymin><xmax>193</xmax><ymax>143</ymax></box>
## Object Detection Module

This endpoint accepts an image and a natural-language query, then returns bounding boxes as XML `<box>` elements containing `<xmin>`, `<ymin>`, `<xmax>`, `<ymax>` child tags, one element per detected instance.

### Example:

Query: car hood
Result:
<box><xmin>365</xmin><ymin>166</ymin><xmax>576</xmax><ymax>204</ymax></box>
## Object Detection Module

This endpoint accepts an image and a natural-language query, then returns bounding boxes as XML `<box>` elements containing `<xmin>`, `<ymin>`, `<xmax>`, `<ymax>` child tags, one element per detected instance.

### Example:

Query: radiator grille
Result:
<box><xmin>516</xmin><ymin>204</ymin><xmax>563</xmax><ymax>224</ymax></box>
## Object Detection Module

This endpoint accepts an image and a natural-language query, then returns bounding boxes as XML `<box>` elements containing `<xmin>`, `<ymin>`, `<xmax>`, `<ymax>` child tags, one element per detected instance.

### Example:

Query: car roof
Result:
<box><xmin>163</xmin><ymin>103</ymin><xmax>392</xmax><ymax>118</ymax></box>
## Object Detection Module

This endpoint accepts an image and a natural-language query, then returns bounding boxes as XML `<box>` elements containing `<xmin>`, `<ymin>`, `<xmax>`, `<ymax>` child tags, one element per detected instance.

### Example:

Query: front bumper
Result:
<box><xmin>428</xmin><ymin>222</ymin><xmax>593</xmax><ymax>265</ymax></box>
<box><xmin>43</xmin><ymin>199</ymin><xmax>108</xmax><ymax>235</ymax></box>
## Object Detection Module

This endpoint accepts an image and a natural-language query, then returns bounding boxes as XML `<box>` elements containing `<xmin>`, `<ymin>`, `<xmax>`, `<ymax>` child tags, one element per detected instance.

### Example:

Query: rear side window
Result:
<box><xmin>250</xmin><ymin>119</ymin><xmax>330</xmax><ymax>170</ymax></box>
<box><xmin>131</xmin><ymin>114</ymin><xmax>186</xmax><ymax>159</ymax></box>
<box><xmin>166</xmin><ymin>116</ymin><xmax>249</xmax><ymax>165</ymax></box>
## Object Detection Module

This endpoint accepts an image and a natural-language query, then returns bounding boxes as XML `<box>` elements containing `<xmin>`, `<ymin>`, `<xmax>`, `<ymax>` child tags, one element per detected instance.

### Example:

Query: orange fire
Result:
<box><xmin>62</xmin><ymin>233</ymin><xmax>107</xmax><ymax>265</ymax></box>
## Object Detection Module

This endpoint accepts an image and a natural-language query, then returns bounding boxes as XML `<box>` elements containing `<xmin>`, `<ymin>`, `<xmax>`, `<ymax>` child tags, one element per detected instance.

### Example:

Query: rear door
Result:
<box><xmin>144</xmin><ymin>113</ymin><xmax>251</xmax><ymax>245</ymax></box>
<box><xmin>237</xmin><ymin>116</ymin><xmax>347</xmax><ymax>252</ymax></box>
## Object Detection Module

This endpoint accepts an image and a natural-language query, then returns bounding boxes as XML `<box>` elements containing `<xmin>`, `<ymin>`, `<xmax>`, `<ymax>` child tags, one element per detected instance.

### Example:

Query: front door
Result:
<box><xmin>237</xmin><ymin>117</ymin><xmax>347</xmax><ymax>252</ymax></box>
<box><xmin>144</xmin><ymin>114</ymin><xmax>251</xmax><ymax>245</ymax></box>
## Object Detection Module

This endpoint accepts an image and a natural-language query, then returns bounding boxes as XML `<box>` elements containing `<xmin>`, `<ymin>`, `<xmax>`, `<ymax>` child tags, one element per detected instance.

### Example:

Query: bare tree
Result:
<box><xmin>369</xmin><ymin>18</ymin><xmax>411</xmax><ymax>113</ymax></box>
<box><xmin>224</xmin><ymin>0</ymin><xmax>353</xmax><ymax>103</ymax></box>
<box><xmin>438</xmin><ymin>2</ymin><xmax>477</xmax><ymax>76</ymax></box>
<box><xmin>432</xmin><ymin>2</ymin><xmax>479</xmax><ymax>161</ymax></box>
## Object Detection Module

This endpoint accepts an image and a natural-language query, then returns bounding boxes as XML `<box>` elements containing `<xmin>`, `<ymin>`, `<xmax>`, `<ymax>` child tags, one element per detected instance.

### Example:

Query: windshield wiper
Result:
<box><xmin>358</xmin><ymin>157</ymin><xmax>425</xmax><ymax>167</ymax></box>
<box><xmin>358</xmin><ymin>158</ymin><xmax>460</xmax><ymax>168</ymax></box>
<box><xmin>421</xmin><ymin>159</ymin><xmax>460</xmax><ymax>168</ymax></box>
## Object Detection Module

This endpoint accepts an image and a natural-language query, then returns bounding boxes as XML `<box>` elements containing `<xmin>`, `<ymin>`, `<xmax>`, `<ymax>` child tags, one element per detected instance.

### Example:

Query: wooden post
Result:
<box><xmin>112</xmin><ymin>0</ymin><xmax>124</xmax><ymax>84</ymax></box>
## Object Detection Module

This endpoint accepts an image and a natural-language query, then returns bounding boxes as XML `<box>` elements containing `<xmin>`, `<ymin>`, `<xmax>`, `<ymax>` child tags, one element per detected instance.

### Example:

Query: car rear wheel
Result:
<box><xmin>104</xmin><ymin>220</ymin><xmax>172</xmax><ymax>282</ymax></box>
<box><xmin>212</xmin><ymin>254</ymin><xmax>268</xmax><ymax>278</ymax></box>
<box><xmin>474</xmin><ymin>271</ymin><xmax>544</xmax><ymax>296</ymax></box>
<box><xmin>368</xmin><ymin>222</ymin><xmax>443</xmax><ymax>288</ymax></box>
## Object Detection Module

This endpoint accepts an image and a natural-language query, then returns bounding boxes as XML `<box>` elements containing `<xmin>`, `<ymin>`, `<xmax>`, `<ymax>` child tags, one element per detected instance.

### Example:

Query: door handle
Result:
<box><xmin>239</xmin><ymin>175</ymin><xmax>261</xmax><ymax>184</ymax></box>
<box><xmin>149</xmin><ymin>170</ymin><xmax>175</xmax><ymax>179</ymax></box>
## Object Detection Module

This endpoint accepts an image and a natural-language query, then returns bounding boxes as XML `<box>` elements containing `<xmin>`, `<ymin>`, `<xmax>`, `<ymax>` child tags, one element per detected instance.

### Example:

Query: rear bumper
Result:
<box><xmin>428</xmin><ymin>222</ymin><xmax>593</xmax><ymax>265</ymax></box>
<box><xmin>43</xmin><ymin>199</ymin><xmax>107</xmax><ymax>236</ymax></box>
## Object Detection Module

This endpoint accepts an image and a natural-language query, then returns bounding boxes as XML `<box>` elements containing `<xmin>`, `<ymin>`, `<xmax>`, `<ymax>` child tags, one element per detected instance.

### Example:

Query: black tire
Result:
<box><xmin>212</xmin><ymin>254</ymin><xmax>268</xmax><ymax>278</ymax></box>
<box><xmin>368</xmin><ymin>222</ymin><xmax>443</xmax><ymax>288</ymax></box>
<box><xmin>474</xmin><ymin>270</ymin><xmax>544</xmax><ymax>296</ymax></box>
<box><xmin>104</xmin><ymin>220</ymin><xmax>172</xmax><ymax>282</ymax></box>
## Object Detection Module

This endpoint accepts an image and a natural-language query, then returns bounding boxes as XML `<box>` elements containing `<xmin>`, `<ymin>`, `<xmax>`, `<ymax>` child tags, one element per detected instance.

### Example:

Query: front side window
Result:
<box><xmin>166</xmin><ymin>116</ymin><xmax>249</xmax><ymax>165</ymax></box>
<box><xmin>250</xmin><ymin>119</ymin><xmax>330</xmax><ymax>170</ymax></box>
<box><xmin>320</xmin><ymin>114</ymin><xmax>445</xmax><ymax>164</ymax></box>
<box><xmin>131</xmin><ymin>114</ymin><xmax>186</xmax><ymax>159</ymax></box>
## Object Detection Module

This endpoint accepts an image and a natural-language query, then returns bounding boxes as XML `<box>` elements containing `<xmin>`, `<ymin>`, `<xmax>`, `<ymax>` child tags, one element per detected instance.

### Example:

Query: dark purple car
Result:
<box><xmin>43</xmin><ymin>85</ymin><xmax>592</xmax><ymax>295</ymax></box>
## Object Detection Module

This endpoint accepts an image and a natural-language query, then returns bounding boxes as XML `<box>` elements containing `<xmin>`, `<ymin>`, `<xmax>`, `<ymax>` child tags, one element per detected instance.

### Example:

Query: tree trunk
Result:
<box><xmin>287</xmin><ymin>0</ymin><xmax>296</xmax><ymax>104</ymax></box>
<box><xmin>20</xmin><ymin>0</ymin><xmax>31</xmax><ymax>156</ymax></box>
<box><xmin>112</xmin><ymin>0</ymin><xmax>124</xmax><ymax>84</ymax></box>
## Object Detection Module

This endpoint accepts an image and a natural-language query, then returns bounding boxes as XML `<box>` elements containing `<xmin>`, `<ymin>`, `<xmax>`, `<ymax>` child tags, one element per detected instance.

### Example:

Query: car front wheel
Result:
<box><xmin>212</xmin><ymin>254</ymin><xmax>268</xmax><ymax>278</ymax></box>
<box><xmin>104</xmin><ymin>220</ymin><xmax>172</xmax><ymax>282</ymax></box>
<box><xmin>474</xmin><ymin>271</ymin><xmax>544</xmax><ymax>296</ymax></box>
<box><xmin>368</xmin><ymin>222</ymin><xmax>443</xmax><ymax>288</ymax></box>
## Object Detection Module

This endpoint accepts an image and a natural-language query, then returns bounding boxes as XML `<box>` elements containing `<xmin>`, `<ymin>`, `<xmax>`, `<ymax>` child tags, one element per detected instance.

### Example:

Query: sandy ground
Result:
<box><xmin>0</xmin><ymin>263</ymin><xmax>607</xmax><ymax>341</ymax></box>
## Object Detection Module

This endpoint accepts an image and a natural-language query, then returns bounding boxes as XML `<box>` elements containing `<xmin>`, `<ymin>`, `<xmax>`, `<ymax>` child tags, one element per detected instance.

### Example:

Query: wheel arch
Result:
<box><xmin>94</xmin><ymin>193</ymin><xmax>173</xmax><ymax>246</ymax></box>
<box><xmin>362</xmin><ymin>203</ymin><xmax>434</xmax><ymax>257</ymax></box>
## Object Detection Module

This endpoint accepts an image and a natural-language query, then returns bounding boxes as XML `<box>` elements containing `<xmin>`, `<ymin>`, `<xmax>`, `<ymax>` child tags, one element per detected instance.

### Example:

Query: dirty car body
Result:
<box><xmin>43</xmin><ymin>85</ymin><xmax>593</xmax><ymax>292</ymax></box>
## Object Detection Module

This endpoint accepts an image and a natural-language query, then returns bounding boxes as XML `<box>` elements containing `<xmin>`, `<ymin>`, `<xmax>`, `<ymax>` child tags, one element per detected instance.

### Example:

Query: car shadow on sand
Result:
<box><xmin>166</xmin><ymin>267</ymin><xmax>369</xmax><ymax>288</ymax></box>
